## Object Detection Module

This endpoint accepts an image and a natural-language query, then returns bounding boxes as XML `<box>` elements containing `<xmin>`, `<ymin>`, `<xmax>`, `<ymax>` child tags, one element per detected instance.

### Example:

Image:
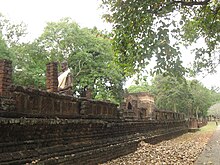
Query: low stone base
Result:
<box><xmin>0</xmin><ymin>117</ymin><xmax>187</xmax><ymax>165</ymax></box>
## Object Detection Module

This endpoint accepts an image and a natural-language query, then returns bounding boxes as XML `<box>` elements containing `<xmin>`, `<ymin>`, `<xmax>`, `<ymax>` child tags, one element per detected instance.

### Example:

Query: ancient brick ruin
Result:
<box><xmin>0</xmin><ymin>59</ymin><xmax>201</xmax><ymax>164</ymax></box>
<box><xmin>0</xmin><ymin>59</ymin><xmax>12</xmax><ymax>96</ymax></box>
<box><xmin>121</xmin><ymin>92</ymin><xmax>155</xmax><ymax>119</ymax></box>
<box><xmin>46</xmin><ymin>62</ymin><xmax>58</xmax><ymax>92</ymax></box>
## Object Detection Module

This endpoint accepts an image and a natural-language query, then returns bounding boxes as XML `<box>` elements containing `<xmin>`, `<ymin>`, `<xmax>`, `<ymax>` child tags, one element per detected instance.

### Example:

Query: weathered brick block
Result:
<box><xmin>46</xmin><ymin>62</ymin><xmax>58</xmax><ymax>92</ymax></box>
<box><xmin>0</xmin><ymin>59</ymin><xmax>12</xmax><ymax>96</ymax></box>
<box><xmin>14</xmin><ymin>92</ymin><xmax>26</xmax><ymax>112</ymax></box>
<box><xmin>41</xmin><ymin>97</ymin><xmax>53</xmax><ymax>114</ymax></box>
<box><xmin>80</xmin><ymin>100</ymin><xmax>90</xmax><ymax>115</ymax></box>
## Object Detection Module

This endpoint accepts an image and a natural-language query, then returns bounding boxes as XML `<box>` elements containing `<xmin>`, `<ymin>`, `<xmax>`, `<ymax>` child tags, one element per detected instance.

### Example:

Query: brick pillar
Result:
<box><xmin>0</xmin><ymin>59</ymin><xmax>12</xmax><ymax>96</ymax></box>
<box><xmin>46</xmin><ymin>62</ymin><xmax>58</xmax><ymax>92</ymax></box>
<box><xmin>86</xmin><ymin>89</ymin><xmax>92</xmax><ymax>99</ymax></box>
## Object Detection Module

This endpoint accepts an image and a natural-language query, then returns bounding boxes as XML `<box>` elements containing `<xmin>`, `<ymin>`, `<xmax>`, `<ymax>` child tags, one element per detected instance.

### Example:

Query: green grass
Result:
<box><xmin>199</xmin><ymin>122</ymin><xmax>217</xmax><ymax>133</ymax></box>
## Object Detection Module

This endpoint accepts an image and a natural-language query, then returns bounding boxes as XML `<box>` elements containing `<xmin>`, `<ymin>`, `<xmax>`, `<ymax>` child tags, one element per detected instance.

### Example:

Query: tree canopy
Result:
<box><xmin>208</xmin><ymin>102</ymin><xmax>220</xmax><ymax>118</ymax></box>
<box><xmin>0</xmin><ymin>34</ymin><xmax>11</xmax><ymax>59</ymax></box>
<box><xmin>101</xmin><ymin>0</ymin><xmax>220</xmax><ymax>77</ymax></box>
<box><xmin>35</xmin><ymin>18</ymin><xmax>125</xmax><ymax>102</ymax></box>
<box><xmin>128</xmin><ymin>75</ymin><xmax>220</xmax><ymax>117</ymax></box>
<box><xmin>0</xmin><ymin>16</ymin><xmax>125</xmax><ymax>103</ymax></box>
<box><xmin>151</xmin><ymin>75</ymin><xmax>192</xmax><ymax>114</ymax></box>
<box><xmin>127</xmin><ymin>82</ymin><xmax>151</xmax><ymax>93</ymax></box>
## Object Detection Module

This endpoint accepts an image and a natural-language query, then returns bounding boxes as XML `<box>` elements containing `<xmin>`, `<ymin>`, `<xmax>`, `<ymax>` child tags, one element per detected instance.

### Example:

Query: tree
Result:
<box><xmin>151</xmin><ymin>75</ymin><xmax>192</xmax><ymax>114</ymax></box>
<box><xmin>17</xmin><ymin>18</ymin><xmax>125</xmax><ymax>103</ymax></box>
<box><xmin>127</xmin><ymin>82</ymin><xmax>151</xmax><ymax>93</ymax></box>
<box><xmin>0</xmin><ymin>34</ymin><xmax>11</xmax><ymax>59</ymax></box>
<box><xmin>101</xmin><ymin>0</ymin><xmax>220</xmax><ymax>76</ymax></box>
<box><xmin>11</xmin><ymin>42</ymin><xmax>49</xmax><ymax>88</ymax></box>
<box><xmin>149</xmin><ymin>75</ymin><xmax>219</xmax><ymax>117</ymax></box>
<box><xmin>189</xmin><ymin>80</ymin><xmax>213</xmax><ymax>117</ymax></box>
<box><xmin>208</xmin><ymin>102</ymin><xmax>220</xmax><ymax>118</ymax></box>
<box><xmin>0</xmin><ymin>13</ymin><xmax>28</xmax><ymax>83</ymax></box>
<box><xmin>0</xmin><ymin>15</ymin><xmax>125</xmax><ymax>103</ymax></box>
<box><xmin>0</xmin><ymin>13</ymin><xmax>27</xmax><ymax>47</ymax></box>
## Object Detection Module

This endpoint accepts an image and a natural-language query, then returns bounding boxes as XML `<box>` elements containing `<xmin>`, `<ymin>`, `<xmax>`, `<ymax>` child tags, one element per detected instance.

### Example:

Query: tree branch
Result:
<box><xmin>172</xmin><ymin>0</ymin><xmax>211</xmax><ymax>6</ymax></box>
<box><xmin>74</xmin><ymin>59</ymin><xmax>88</xmax><ymax>78</ymax></box>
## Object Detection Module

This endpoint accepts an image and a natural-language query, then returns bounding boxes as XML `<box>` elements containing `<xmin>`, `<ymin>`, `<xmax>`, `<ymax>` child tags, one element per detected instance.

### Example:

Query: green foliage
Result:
<box><xmin>199</xmin><ymin>122</ymin><xmax>217</xmax><ymax>133</ymax></box>
<box><xmin>0</xmin><ymin>13</ymin><xmax>27</xmax><ymax>47</ymax></box>
<box><xmin>12</xmin><ymin>42</ymin><xmax>48</xmax><ymax>88</ymax></box>
<box><xmin>151</xmin><ymin>75</ymin><xmax>192</xmax><ymax>114</ymax></box>
<box><xmin>208</xmin><ymin>103</ymin><xmax>220</xmax><ymax>118</ymax></box>
<box><xmin>127</xmin><ymin>82</ymin><xmax>150</xmax><ymax>93</ymax></box>
<box><xmin>189</xmin><ymin>80</ymin><xmax>214</xmax><ymax>117</ymax></box>
<box><xmin>0</xmin><ymin>13</ymin><xmax>28</xmax><ymax>83</ymax></box>
<box><xmin>128</xmin><ymin>75</ymin><xmax>220</xmax><ymax>117</ymax></box>
<box><xmin>0</xmin><ymin>34</ymin><xmax>11</xmax><ymax>59</ymax></box>
<box><xmin>207</xmin><ymin>88</ymin><xmax>220</xmax><ymax>118</ymax></box>
<box><xmin>0</xmin><ymin>13</ymin><xmax>26</xmax><ymax>60</ymax></box>
<box><xmin>34</xmin><ymin>18</ymin><xmax>125</xmax><ymax>102</ymax></box>
<box><xmin>181</xmin><ymin>1</ymin><xmax>220</xmax><ymax>74</ymax></box>
<box><xmin>101</xmin><ymin>0</ymin><xmax>220</xmax><ymax>76</ymax></box>
<box><xmin>2</xmin><ymin>17</ymin><xmax>125</xmax><ymax>103</ymax></box>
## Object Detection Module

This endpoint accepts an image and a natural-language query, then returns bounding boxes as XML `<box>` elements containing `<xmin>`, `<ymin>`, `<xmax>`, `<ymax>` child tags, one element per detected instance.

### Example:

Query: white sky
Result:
<box><xmin>0</xmin><ymin>0</ymin><xmax>111</xmax><ymax>39</ymax></box>
<box><xmin>0</xmin><ymin>0</ymin><xmax>220</xmax><ymax>90</ymax></box>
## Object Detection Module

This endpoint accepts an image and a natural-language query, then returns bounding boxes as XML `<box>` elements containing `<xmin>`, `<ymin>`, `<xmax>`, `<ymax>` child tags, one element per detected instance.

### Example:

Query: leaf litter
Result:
<box><xmin>101</xmin><ymin>131</ymin><xmax>214</xmax><ymax>165</ymax></box>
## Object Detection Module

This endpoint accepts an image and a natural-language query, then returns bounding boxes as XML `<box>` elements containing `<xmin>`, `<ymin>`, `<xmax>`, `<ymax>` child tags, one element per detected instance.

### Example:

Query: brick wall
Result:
<box><xmin>0</xmin><ymin>59</ymin><xmax>189</xmax><ymax>164</ymax></box>
<box><xmin>80</xmin><ymin>98</ymin><xmax>118</xmax><ymax>118</ymax></box>
<box><xmin>0</xmin><ymin>59</ymin><xmax>119</xmax><ymax>119</ymax></box>
<box><xmin>154</xmin><ymin>110</ymin><xmax>185</xmax><ymax>121</ymax></box>
<box><xmin>0</xmin><ymin>59</ymin><xmax>12</xmax><ymax>96</ymax></box>
<box><xmin>0</xmin><ymin>85</ymin><xmax>119</xmax><ymax>119</ymax></box>
<box><xmin>0</xmin><ymin>117</ymin><xmax>187</xmax><ymax>164</ymax></box>
<box><xmin>0</xmin><ymin>59</ymin><xmax>186</xmax><ymax>121</ymax></box>
<box><xmin>188</xmin><ymin>117</ymin><xmax>199</xmax><ymax>130</ymax></box>
<box><xmin>46</xmin><ymin>62</ymin><xmax>58</xmax><ymax>92</ymax></box>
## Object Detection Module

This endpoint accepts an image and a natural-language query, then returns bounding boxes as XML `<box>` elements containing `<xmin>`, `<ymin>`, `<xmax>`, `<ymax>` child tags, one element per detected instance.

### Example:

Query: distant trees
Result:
<box><xmin>187</xmin><ymin>80</ymin><xmax>215</xmax><ymax>117</ymax></box>
<box><xmin>128</xmin><ymin>75</ymin><xmax>220</xmax><ymax>117</ymax></box>
<box><xmin>208</xmin><ymin>103</ymin><xmax>220</xmax><ymax>118</ymax></box>
<box><xmin>151</xmin><ymin>75</ymin><xmax>192</xmax><ymax>114</ymax></box>
<box><xmin>0</xmin><ymin>35</ymin><xmax>11</xmax><ymax>59</ymax></box>
<box><xmin>127</xmin><ymin>82</ymin><xmax>150</xmax><ymax>93</ymax></box>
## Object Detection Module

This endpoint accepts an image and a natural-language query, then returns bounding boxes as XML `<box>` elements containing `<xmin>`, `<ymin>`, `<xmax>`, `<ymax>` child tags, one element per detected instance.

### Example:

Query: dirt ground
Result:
<box><xmin>101</xmin><ymin>122</ymin><xmax>217</xmax><ymax>165</ymax></box>
<box><xmin>195</xmin><ymin>124</ymin><xmax>220</xmax><ymax>165</ymax></box>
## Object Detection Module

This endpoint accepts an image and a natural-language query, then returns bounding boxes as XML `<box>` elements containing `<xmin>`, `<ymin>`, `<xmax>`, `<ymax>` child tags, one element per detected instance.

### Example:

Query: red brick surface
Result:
<box><xmin>0</xmin><ymin>59</ymin><xmax>12</xmax><ymax>96</ymax></box>
<box><xmin>46</xmin><ymin>62</ymin><xmax>58</xmax><ymax>92</ymax></box>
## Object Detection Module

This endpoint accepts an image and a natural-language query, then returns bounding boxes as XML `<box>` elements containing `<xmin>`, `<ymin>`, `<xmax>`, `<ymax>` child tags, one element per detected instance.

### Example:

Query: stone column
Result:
<box><xmin>0</xmin><ymin>59</ymin><xmax>12</xmax><ymax>96</ymax></box>
<box><xmin>46</xmin><ymin>62</ymin><xmax>58</xmax><ymax>92</ymax></box>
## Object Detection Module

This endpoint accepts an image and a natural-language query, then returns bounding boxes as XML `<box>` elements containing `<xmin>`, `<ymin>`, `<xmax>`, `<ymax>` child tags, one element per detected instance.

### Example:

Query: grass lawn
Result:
<box><xmin>199</xmin><ymin>121</ymin><xmax>218</xmax><ymax>133</ymax></box>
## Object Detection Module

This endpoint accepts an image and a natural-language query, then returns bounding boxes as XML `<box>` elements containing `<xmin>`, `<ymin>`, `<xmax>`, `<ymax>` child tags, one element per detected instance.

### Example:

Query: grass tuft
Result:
<box><xmin>199</xmin><ymin>122</ymin><xmax>217</xmax><ymax>133</ymax></box>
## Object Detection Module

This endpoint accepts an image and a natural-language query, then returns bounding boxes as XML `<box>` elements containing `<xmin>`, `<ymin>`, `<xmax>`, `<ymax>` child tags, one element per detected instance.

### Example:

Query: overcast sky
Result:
<box><xmin>0</xmin><ymin>0</ymin><xmax>110</xmax><ymax>39</ymax></box>
<box><xmin>0</xmin><ymin>0</ymin><xmax>220</xmax><ymax>90</ymax></box>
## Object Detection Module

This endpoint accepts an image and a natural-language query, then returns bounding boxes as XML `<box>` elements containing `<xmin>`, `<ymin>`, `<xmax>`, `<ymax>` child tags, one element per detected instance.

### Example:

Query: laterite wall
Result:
<box><xmin>0</xmin><ymin>116</ymin><xmax>187</xmax><ymax>165</ymax></box>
